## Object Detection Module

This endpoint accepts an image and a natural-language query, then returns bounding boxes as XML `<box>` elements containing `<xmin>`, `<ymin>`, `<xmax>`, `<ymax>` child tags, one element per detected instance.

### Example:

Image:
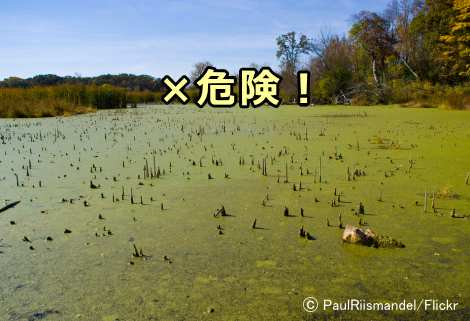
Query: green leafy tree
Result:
<box><xmin>440</xmin><ymin>0</ymin><xmax>470</xmax><ymax>81</ymax></box>
<box><xmin>310</xmin><ymin>34</ymin><xmax>355</xmax><ymax>103</ymax></box>
<box><xmin>410</xmin><ymin>0</ymin><xmax>455</xmax><ymax>82</ymax></box>
<box><xmin>350</xmin><ymin>11</ymin><xmax>396</xmax><ymax>86</ymax></box>
<box><xmin>276</xmin><ymin>32</ymin><xmax>314</xmax><ymax>102</ymax></box>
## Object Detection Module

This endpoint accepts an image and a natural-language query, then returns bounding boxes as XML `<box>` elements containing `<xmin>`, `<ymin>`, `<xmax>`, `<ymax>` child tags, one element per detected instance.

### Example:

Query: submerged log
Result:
<box><xmin>0</xmin><ymin>201</ymin><xmax>21</xmax><ymax>214</ymax></box>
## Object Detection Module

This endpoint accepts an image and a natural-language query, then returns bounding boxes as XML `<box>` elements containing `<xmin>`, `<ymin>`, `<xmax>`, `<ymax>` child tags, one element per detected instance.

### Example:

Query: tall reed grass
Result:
<box><xmin>0</xmin><ymin>84</ymin><xmax>150</xmax><ymax>118</ymax></box>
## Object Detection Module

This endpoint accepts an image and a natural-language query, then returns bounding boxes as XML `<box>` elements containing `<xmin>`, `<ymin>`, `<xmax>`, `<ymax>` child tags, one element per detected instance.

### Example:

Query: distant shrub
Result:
<box><xmin>439</xmin><ymin>86</ymin><xmax>469</xmax><ymax>110</ymax></box>
<box><xmin>353</xmin><ymin>80</ymin><xmax>470</xmax><ymax>110</ymax></box>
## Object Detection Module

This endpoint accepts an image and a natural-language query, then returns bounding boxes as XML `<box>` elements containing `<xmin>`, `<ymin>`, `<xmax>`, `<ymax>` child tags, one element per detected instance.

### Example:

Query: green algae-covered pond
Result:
<box><xmin>0</xmin><ymin>105</ymin><xmax>469</xmax><ymax>321</ymax></box>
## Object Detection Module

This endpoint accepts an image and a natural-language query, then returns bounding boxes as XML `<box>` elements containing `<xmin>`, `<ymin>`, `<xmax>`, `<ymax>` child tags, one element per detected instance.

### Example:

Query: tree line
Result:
<box><xmin>0</xmin><ymin>74</ymin><xmax>166</xmax><ymax>117</ymax></box>
<box><xmin>0</xmin><ymin>74</ymin><xmax>164</xmax><ymax>92</ymax></box>
<box><xmin>276</xmin><ymin>0</ymin><xmax>469</xmax><ymax>108</ymax></box>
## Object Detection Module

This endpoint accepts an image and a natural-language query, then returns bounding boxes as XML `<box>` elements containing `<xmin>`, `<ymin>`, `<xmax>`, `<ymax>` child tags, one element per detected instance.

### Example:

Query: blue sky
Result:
<box><xmin>0</xmin><ymin>0</ymin><xmax>389</xmax><ymax>80</ymax></box>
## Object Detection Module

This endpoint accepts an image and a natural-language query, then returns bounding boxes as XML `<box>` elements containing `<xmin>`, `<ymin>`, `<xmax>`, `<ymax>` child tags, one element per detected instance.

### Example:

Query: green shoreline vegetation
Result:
<box><xmin>0</xmin><ymin>81</ymin><xmax>468</xmax><ymax>118</ymax></box>
<box><xmin>0</xmin><ymin>0</ymin><xmax>468</xmax><ymax>118</ymax></box>
<box><xmin>0</xmin><ymin>85</ymin><xmax>157</xmax><ymax>118</ymax></box>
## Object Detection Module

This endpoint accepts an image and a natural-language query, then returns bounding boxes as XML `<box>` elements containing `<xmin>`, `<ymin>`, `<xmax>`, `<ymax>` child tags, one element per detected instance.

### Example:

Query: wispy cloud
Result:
<box><xmin>0</xmin><ymin>0</ymin><xmax>390</xmax><ymax>79</ymax></box>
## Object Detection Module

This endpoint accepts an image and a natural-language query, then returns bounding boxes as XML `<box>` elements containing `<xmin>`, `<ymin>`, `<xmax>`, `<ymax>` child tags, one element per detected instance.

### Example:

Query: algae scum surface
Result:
<box><xmin>0</xmin><ymin>105</ymin><xmax>469</xmax><ymax>321</ymax></box>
